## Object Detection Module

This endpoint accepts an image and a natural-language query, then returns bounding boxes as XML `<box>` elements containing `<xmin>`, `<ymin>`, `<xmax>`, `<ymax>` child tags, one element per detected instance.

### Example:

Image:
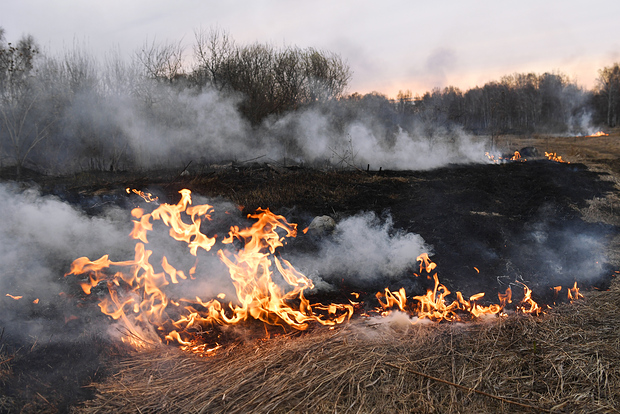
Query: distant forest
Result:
<box><xmin>1</xmin><ymin>27</ymin><xmax>619</xmax><ymax>175</ymax></box>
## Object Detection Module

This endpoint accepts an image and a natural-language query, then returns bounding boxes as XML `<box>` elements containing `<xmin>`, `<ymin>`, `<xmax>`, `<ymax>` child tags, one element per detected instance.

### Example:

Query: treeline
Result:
<box><xmin>0</xmin><ymin>26</ymin><xmax>618</xmax><ymax>176</ymax></box>
<box><xmin>0</xmin><ymin>28</ymin><xmax>352</xmax><ymax>175</ymax></box>
<box><xmin>393</xmin><ymin>68</ymin><xmax>619</xmax><ymax>135</ymax></box>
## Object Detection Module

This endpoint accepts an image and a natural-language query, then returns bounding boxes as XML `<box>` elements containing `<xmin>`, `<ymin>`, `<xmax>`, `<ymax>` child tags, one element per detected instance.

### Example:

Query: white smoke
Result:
<box><xmin>258</xmin><ymin>107</ymin><xmax>488</xmax><ymax>170</ymax></box>
<box><xmin>291</xmin><ymin>211</ymin><xmax>431</xmax><ymax>289</ymax></box>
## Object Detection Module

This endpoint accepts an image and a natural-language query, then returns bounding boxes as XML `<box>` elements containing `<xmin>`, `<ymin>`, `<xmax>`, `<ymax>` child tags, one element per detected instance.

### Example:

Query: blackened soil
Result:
<box><xmin>39</xmin><ymin>159</ymin><xmax>618</xmax><ymax>297</ymax></box>
<box><xmin>181</xmin><ymin>162</ymin><xmax>615</xmax><ymax>297</ymax></box>
<box><xmin>1</xmin><ymin>159</ymin><xmax>617</xmax><ymax>412</ymax></box>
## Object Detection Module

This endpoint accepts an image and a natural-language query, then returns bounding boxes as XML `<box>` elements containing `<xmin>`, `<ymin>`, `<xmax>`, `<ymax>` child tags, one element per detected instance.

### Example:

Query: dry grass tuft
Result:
<box><xmin>78</xmin><ymin>280</ymin><xmax>620</xmax><ymax>414</ymax></box>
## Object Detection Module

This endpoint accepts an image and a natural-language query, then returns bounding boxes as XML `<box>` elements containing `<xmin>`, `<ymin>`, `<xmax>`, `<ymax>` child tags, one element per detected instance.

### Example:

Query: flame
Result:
<box><xmin>374</xmin><ymin>256</ymin><xmax>544</xmax><ymax>322</ymax></box>
<box><xmin>66</xmin><ymin>189</ymin><xmax>353</xmax><ymax>353</ymax></box>
<box><xmin>66</xmin><ymin>189</ymin><xmax>587</xmax><ymax>353</ymax></box>
<box><xmin>545</xmin><ymin>152</ymin><xmax>569</xmax><ymax>163</ymax></box>
<box><xmin>510</xmin><ymin>151</ymin><xmax>522</xmax><ymax>161</ymax></box>
<box><xmin>5</xmin><ymin>294</ymin><xmax>22</xmax><ymax>300</ymax></box>
<box><xmin>568</xmin><ymin>282</ymin><xmax>583</xmax><ymax>303</ymax></box>
<box><xmin>126</xmin><ymin>187</ymin><xmax>159</xmax><ymax>203</ymax></box>
<box><xmin>485</xmin><ymin>151</ymin><xmax>526</xmax><ymax>164</ymax></box>
<box><xmin>586</xmin><ymin>131</ymin><xmax>609</xmax><ymax>137</ymax></box>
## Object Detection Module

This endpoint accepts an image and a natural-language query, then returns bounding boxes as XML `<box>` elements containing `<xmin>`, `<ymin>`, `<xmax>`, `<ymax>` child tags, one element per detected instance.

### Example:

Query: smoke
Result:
<box><xmin>509</xmin><ymin>218</ymin><xmax>609</xmax><ymax>289</ymax></box>
<box><xmin>19</xmin><ymin>46</ymin><xmax>490</xmax><ymax>173</ymax></box>
<box><xmin>291</xmin><ymin>211</ymin><xmax>431</xmax><ymax>290</ymax></box>
<box><xmin>0</xmin><ymin>183</ymin><xmax>134</xmax><ymax>340</ymax></box>
<box><xmin>258</xmin><ymin>107</ymin><xmax>488</xmax><ymax>170</ymax></box>
<box><xmin>423</xmin><ymin>48</ymin><xmax>458</xmax><ymax>90</ymax></box>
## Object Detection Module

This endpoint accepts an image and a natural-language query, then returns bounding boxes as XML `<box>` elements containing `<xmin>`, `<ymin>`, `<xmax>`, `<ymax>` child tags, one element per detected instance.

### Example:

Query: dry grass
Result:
<box><xmin>78</xmin><ymin>280</ymin><xmax>620</xmax><ymax>414</ymax></box>
<box><xmin>0</xmin><ymin>339</ymin><xmax>16</xmax><ymax>412</ymax></box>
<box><xmin>74</xmin><ymin>133</ymin><xmax>620</xmax><ymax>414</ymax></box>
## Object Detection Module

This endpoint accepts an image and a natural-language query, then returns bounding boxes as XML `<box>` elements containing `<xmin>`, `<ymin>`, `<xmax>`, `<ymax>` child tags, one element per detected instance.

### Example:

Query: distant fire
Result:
<box><xmin>66</xmin><ymin>189</ymin><xmax>585</xmax><ymax>355</ymax></box>
<box><xmin>545</xmin><ymin>152</ymin><xmax>569</xmax><ymax>163</ymax></box>
<box><xmin>487</xmin><ymin>150</ymin><xmax>570</xmax><ymax>164</ymax></box>
<box><xmin>485</xmin><ymin>151</ymin><xmax>525</xmax><ymax>164</ymax></box>
<box><xmin>586</xmin><ymin>131</ymin><xmax>609</xmax><ymax>137</ymax></box>
<box><xmin>126</xmin><ymin>188</ymin><xmax>159</xmax><ymax>203</ymax></box>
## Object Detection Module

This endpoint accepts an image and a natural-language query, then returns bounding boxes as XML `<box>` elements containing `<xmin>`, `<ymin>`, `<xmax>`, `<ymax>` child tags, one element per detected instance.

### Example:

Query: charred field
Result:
<box><xmin>1</xmin><ymin>137</ymin><xmax>620</xmax><ymax>413</ymax></box>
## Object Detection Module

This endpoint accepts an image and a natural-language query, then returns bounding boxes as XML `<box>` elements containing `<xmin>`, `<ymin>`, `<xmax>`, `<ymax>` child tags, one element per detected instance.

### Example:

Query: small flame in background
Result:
<box><xmin>585</xmin><ymin>131</ymin><xmax>609</xmax><ymax>137</ymax></box>
<box><xmin>485</xmin><ymin>151</ymin><xmax>525</xmax><ymax>164</ymax></box>
<box><xmin>487</xmin><ymin>150</ymin><xmax>570</xmax><ymax>164</ymax></box>
<box><xmin>66</xmin><ymin>189</ymin><xmax>584</xmax><ymax>355</ymax></box>
<box><xmin>126</xmin><ymin>188</ymin><xmax>159</xmax><ymax>203</ymax></box>
<box><xmin>544</xmin><ymin>152</ymin><xmax>569</xmax><ymax>163</ymax></box>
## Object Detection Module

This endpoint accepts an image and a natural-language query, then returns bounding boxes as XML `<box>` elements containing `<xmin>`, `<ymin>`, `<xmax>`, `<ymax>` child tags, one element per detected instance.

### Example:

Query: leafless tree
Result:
<box><xmin>0</xmin><ymin>32</ymin><xmax>54</xmax><ymax>176</ymax></box>
<box><xmin>136</xmin><ymin>38</ymin><xmax>185</xmax><ymax>83</ymax></box>
<box><xmin>596</xmin><ymin>63</ymin><xmax>620</xmax><ymax>127</ymax></box>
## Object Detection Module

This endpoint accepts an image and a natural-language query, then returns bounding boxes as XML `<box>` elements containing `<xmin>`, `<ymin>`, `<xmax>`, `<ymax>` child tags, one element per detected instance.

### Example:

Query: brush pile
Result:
<box><xmin>79</xmin><ymin>278</ymin><xmax>620</xmax><ymax>414</ymax></box>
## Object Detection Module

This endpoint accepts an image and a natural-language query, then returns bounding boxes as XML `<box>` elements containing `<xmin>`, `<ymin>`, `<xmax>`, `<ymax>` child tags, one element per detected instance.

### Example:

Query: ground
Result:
<box><xmin>1</xmin><ymin>130</ymin><xmax>619</xmax><ymax>413</ymax></box>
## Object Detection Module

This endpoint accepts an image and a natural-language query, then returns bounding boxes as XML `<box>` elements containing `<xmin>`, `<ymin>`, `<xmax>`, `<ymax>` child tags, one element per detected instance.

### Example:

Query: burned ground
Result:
<box><xmin>1</xmin><ymin>136</ymin><xmax>619</xmax><ymax>413</ymax></box>
<box><xmin>39</xmin><ymin>158</ymin><xmax>617</xmax><ymax>296</ymax></box>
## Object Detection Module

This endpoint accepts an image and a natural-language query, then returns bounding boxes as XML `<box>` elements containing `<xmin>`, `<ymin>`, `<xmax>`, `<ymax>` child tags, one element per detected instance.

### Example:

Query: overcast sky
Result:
<box><xmin>3</xmin><ymin>0</ymin><xmax>619</xmax><ymax>97</ymax></box>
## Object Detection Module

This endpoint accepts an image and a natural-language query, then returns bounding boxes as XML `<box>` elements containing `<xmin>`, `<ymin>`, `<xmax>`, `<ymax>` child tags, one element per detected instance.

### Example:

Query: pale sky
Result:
<box><xmin>3</xmin><ymin>0</ymin><xmax>619</xmax><ymax>97</ymax></box>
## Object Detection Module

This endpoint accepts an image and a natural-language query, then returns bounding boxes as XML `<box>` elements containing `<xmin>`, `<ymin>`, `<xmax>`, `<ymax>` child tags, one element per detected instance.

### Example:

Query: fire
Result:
<box><xmin>485</xmin><ymin>151</ymin><xmax>526</xmax><ymax>164</ymax></box>
<box><xmin>66</xmin><ymin>189</ymin><xmax>587</xmax><ymax>353</ymax></box>
<box><xmin>126</xmin><ymin>187</ymin><xmax>159</xmax><ymax>203</ymax></box>
<box><xmin>510</xmin><ymin>151</ymin><xmax>522</xmax><ymax>161</ymax></box>
<box><xmin>66</xmin><ymin>189</ymin><xmax>353</xmax><ymax>352</ymax></box>
<box><xmin>373</xmin><ymin>255</ymin><xmax>583</xmax><ymax>321</ymax></box>
<box><xmin>5</xmin><ymin>294</ymin><xmax>22</xmax><ymax>300</ymax></box>
<box><xmin>586</xmin><ymin>131</ymin><xmax>609</xmax><ymax>137</ymax></box>
<box><xmin>545</xmin><ymin>152</ymin><xmax>569</xmax><ymax>163</ymax></box>
<box><xmin>568</xmin><ymin>281</ymin><xmax>583</xmax><ymax>303</ymax></box>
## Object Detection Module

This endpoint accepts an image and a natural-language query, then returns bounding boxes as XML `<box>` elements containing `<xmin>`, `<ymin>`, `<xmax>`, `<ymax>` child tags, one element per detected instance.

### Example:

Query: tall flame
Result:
<box><xmin>66</xmin><ymin>189</ymin><xmax>586</xmax><ymax>353</ymax></box>
<box><xmin>66</xmin><ymin>189</ymin><xmax>353</xmax><ymax>352</ymax></box>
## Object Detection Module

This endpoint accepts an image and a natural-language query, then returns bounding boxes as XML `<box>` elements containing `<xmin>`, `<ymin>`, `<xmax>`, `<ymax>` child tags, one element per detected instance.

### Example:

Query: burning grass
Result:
<box><xmin>78</xmin><ymin>279</ymin><xmax>620</xmax><ymax>414</ymax></box>
<box><xmin>2</xmin><ymin>135</ymin><xmax>620</xmax><ymax>412</ymax></box>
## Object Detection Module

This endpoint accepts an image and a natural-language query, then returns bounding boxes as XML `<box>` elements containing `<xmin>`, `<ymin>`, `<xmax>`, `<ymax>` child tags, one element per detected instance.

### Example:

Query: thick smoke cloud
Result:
<box><xmin>258</xmin><ymin>106</ymin><xmax>488</xmax><ymax>170</ymax></box>
<box><xmin>23</xmin><ymin>49</ymin><xmax>490</xmax><ymax>174</ymax></box>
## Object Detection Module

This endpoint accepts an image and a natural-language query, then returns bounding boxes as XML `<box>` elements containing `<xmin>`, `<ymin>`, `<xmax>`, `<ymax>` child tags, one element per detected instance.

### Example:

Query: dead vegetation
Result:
<box><xmin>73</xmin><ymin>132</ymin><xmax>620</xmax><ymax>414</ymax></box>
<box><xmin>78</xmin><ymin>279</ymin><xmax>620</xmax><ymax>413</ymax></box>
<box><xmin>2</xmin><ymin>132</ymin><xmax>620</xmax><ymax>413</ymax></box>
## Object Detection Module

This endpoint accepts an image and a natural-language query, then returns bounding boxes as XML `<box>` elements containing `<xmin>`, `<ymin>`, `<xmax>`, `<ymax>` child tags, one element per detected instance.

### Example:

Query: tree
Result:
<box><xmin>189</xmin><ymin>28</ymin><xmax>351</xmax><ymax>125</ymax></box>
<box><xmin>596</xmin><ymin>63</ymin><xmax>620</xmax><ymax>127</ymax></box>
<box><xmin>136</xmin><ymin>38</ymin><xmax>185</xmax><ymax>83</ymax></box>
<box><xmin>0</xmin><ymin>29</ymin><xmax>53</xmax><ymax>177</ymax></box>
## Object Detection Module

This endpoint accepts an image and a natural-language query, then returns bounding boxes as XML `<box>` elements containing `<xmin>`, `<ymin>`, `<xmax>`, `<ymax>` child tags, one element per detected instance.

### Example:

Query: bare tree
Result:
<box><xmin>0</xmin><ymin>31</ymin><xmax>54</xmax><ymax>177</ymax></box>
<box><xmin>136</xmin><ymin>38</ymin><xmax>185</xmax><ymax>83</ymax></box>
<box><xmin>190</xmin><ymin>28</ymin><xmax>351</xmax><ymax>125</ymax></box>
<box><xmin>192</xmin><ymin>27</ymin><xmax>234</xmax><ymax>90</ymax></box>
<box><xmin>597</xmin><ymin>63</ymin><xmax>620</xmax><ymax>127</ymax></box>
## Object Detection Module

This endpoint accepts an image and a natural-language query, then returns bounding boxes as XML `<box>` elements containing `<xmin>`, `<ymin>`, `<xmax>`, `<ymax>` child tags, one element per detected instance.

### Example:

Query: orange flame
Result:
<box><xmin>374</xmin><ymin>255</ymin><xmax>569</xmax><ymax>321</ymax></box>
<box><xmin>545</xmin><ymin>152</ymin><xmax>569</xmax><ymax>163</ymax></box>
<box><xmin>66</xmin><ymin>189</ymin><xmax>353</xmax><ymax>352</ymax></box>
<box><xmin>586</xmin><ymin>131</ymin><xmax>609</xmax><ymax>137</ymax></box>
<box><xmin>510</xmin><ymin>151</ymin><xmax>522</xmax><ymax>161</ymax></box>
<box><xmin>66</xmin><ymin>189</ymin><xmax>587</xmax><ymax>352</ymax></box>
<box><xmin>126</xmin><ymin>187</ymin><xmax>159</xmax><ymax>203</ymax></box>
<box><xmin>568</xmin><ymin>282</ymin><xmax>583</xmax><ymax>303</ymax></box>
<box><xmin>5</xmin><ymin>294</ymin><xmax>22</xmax><ymax>300</ymax></box>
<box><xmin>485</xmin><ymin>151</ymin><xmax>526</xmax><ymax>163</ymax></box>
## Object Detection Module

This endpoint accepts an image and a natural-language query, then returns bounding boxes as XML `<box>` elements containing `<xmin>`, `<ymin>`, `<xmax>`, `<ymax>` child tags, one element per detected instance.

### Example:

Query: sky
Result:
<box><xmin>2</xmin><ymin>0</ymin><xmax>620</xmax><ymax>98</ymax></box>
